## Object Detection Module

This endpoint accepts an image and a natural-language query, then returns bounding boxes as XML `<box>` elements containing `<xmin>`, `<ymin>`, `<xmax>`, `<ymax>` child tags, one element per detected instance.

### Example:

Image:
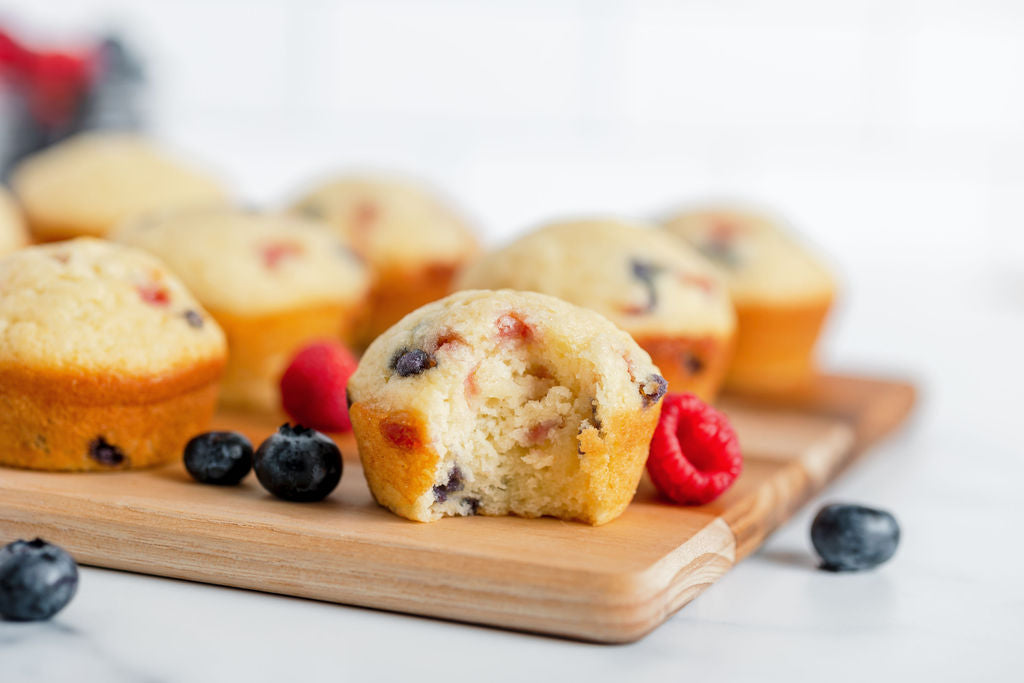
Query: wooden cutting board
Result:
<box><xmin>0</xmin><ymin>373</ymin><xmax>914</xmax><ymax>643</ymax></box>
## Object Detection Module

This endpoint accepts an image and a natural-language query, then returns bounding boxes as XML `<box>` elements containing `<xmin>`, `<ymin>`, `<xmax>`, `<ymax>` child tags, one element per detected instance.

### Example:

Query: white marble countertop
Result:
<box><xmin>2</xmin><ymin>264</ymin><xmax>1021</xmax><ymax>682</ymax></box>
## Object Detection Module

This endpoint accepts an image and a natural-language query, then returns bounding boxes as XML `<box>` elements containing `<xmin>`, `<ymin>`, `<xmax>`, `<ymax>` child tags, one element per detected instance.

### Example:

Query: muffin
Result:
<box><xmin>10</xmin><ymin>132</ymin><xmax>227</xmax><ymax>241</ymax></box>
<box><xmin>290</xmin><ymin>175</ymin><xmax>478</xmax><ymax>349</ymax></box>
<box><xmin>458</xmin><ymin>219</ymin><xmax>736</xmax><ymax>402</ymax></box>
<box><xmin>347</xmin><ymin>289</ymin><xmax>667</xmax><ymax>525</ymax></box>
<box><xmin>0</xmin><ymin>187</ymin><xmax>28</xmax><ymax>255</ymax></box>
<box><xmin>0</xmin><ymin>238</ymin><xmax>226</xmax><ymax>471</ymax></box>
<box><xmin>113</xmin><ymin>207</ymin><xmax>369</xmax><ymax>411</ymax></box>
<box><xmin>661</xmin><ymin>206</ymin><xmax>835</xmax><ymax>394</ymax></box>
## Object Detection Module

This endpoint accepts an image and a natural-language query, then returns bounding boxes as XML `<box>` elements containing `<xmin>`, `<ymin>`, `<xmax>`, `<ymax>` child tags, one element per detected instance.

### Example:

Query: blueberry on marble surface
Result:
<box><xmin>253</xmin><ymin>424</ymin><xmax>342</xmax><ymax>502</ymax></box>
<box><xmin>811</xmin><ymin>503</ymin><xmax>900</xmax><ymax>572</ymax></box>
<box><xmin>184</xmin><ymin>431</ymin><xmax>254</xmax><ymax>486</ymax></box>
<box><xmin>0</xmin><ymin>539</ymin><xmax>78</xmax><ymax>622</ymax></box>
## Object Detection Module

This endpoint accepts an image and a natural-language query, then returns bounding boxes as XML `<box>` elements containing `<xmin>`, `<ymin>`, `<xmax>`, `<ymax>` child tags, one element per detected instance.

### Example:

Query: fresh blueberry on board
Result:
<box><xmin>184</xmin><ymin>431</ymin><xmax>254</xmax><ymax>486</ymax></box>
<box><xmin>253</xmin><ymin>424</ymin><xmax>342</xmax><ymax>502</ymax></box>
<box><xmin>0</xmin><ymin>538</ymin><xmax>78</xmax><ymax>622</ymax></box>
<box><xmin>811</xmin><ymin>503</ymin><xmax>900</xmax><ymax>572</ymax></box>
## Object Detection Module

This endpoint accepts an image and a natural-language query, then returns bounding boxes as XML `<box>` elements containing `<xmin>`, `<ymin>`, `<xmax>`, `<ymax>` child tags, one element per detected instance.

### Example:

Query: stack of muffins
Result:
<box><xmin>0</xmin><ymin>131</ymin><xmax>836</xmax><ymax>526</ymax></box>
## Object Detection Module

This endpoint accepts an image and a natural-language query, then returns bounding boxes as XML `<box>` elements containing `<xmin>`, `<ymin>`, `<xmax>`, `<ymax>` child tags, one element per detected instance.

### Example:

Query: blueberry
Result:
<box><xmin>184</xmin><ymin>431</ymin><xmax>253</xmax><ymax>486</ymax></box>
<box><xmin>683</xmin><ymin>352</ymin><xmax>704</xmax><ymax>376</ymax></box>
<box><xmin>183</xmin><ymin>309</ymin><xmax>204</xmax><ymax>329</ymax></box>
<box><xmin>253</xmin><ymin>424</ymin><xmax>342</xmax><ymax>502</ymax></box>
<box><xmin>639</xmin><ymin>374</ymin><xmax>668</xmax><ymax>407</ymax></box>
<box><xmin>0</xmin><ymin>539</ymin><xmax>78</xmax><ymax>622</ymax></box>
<box><xmin>87</xmin><ymin>436</ymin><xmax>125</xmax><ymax>467</ymax></box>
<box><xmin>432</xmin><ymin>466</ymin><xmax>464</xmax><ymax>503</ymax></box>
<box><xmin>811</xmin><ymin>503</ymin><xmax>900</xmax><ymax>572</ymax></box>
<box><xmin>629</xmin><ymin>259</ymin><xmax>662</xmax><ymax>313</ymax></box>
<box><xmin>391</xmin><ymin>348</ymin><xmax>436</xmax><ymax>377</ymax></box>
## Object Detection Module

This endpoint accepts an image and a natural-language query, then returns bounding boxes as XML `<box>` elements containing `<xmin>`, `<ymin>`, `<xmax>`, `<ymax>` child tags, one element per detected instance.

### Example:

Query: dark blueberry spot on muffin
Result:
<box><xmin>433</xmin><ymin>466</ymin><xmax>464</xmax><ymax>503</ymax></box>
<box><xmin>684</xmin><ymin>352</ymin><xmax>704</xmax><ymax>376</ymax></box>
<box><xmin>183</xmin><ymin>309</ymin><xmax>204</xmax><ymax>329</ymax></box>
<box><xmin>391</xmin><ymin>348</ymin><xmax>437</xmax><ymax>377</ymax></box>
<box><xmin>639</xmin><ymin>374</ymin><xmax>668</xmax><ymax>407</ymax></box>
<box><xmin>630</xmin><ymin>259</ymin><xmax>662</xmax><ymax>313</ymax></box>
<box><xmin>699</xmin><ymin>222</ymin><xmax>742</xmax><ymax>268</ymax></box>
<box><xmin>464</xmin><ymin>497</ymin><xmax>481</xmax><ymax>515</ymax></box>
<box><xmin>590</xmin><ymin>399</ymin><xmax>603</xmax><ymax>430</ymax></box>
<box><xmin>88</xmin><ymin>437</ymin><xmax>125</xmax><ymax>466</ymax></box>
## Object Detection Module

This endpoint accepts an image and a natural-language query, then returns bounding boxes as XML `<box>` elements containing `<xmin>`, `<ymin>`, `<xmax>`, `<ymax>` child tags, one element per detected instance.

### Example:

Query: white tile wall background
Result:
<box><xmin>2</xmin><ymin>0</ymin><xmax>1022</xmax><ymax>308</ymax></box>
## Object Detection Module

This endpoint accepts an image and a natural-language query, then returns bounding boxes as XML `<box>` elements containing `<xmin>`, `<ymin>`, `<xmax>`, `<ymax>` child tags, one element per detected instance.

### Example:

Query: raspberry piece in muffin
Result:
<box><xmin>0</xmin><ymin>238</ymin><xmax>226</xmax><ymax>471</ymax></box>
<box><xmin>347</xmin><ymin>290</ymin><xmax>666</xmax><ymax>525</ymax></box>
<box><xmin>458</xmin><ymin>218</ymin><xmax>736</xmax><ymax>402</ymax></box>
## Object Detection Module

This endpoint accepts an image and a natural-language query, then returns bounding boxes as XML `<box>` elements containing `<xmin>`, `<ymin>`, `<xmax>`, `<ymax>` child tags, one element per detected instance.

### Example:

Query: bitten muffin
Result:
<box><xmin>10</xmin><ymin>132</ymin><xmax>227</xmax><ymax>241</ymax></box>
<box><xmin>0</xmin><ymin>187</ymin><xmax>28</xmax><ymax>255</ymax></box>
<box><xmin>458</xmin><ymin>219</ymin><xmax>736</xmax><ymax>401</ymax></box>
<box><xmin>347</xmin><ymin>289</ymin><xmax>667</xmax><ymax>525</ymax></box>
<box><xmin>290</xmin><ymin>175</ymin><xmax>478</xmax><ymax>349</ymax></box>
<box><xmin>661</xmin><ymin>206</ymin><xmax>835</xmax><ymax>394</ymax></box>
<box><xmin>114</xmin><ymin>207</ymin><xmax>369</xmax><ymax>412</ymax></box>
<box><xmin>0</xmin><ymin>238</ymin><xmax>226</xmax><ymax>471</ymax></box>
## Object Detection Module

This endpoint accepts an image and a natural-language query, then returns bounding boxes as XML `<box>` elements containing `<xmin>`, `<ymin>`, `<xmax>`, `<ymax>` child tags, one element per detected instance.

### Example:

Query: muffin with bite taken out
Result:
<box><xmin>347</xmin><ymin>289</ymin><xmax>667</xmax><ymax>525</ymax></box>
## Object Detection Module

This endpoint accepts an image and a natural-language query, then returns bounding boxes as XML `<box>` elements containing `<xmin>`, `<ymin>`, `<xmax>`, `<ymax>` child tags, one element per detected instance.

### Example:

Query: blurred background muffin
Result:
<box><xmin>459</xmin><ymin>218</ymin><xmax>736</xmax><ymax>401</ymax></box>
<box><xmin>662</xmin><ymin>206</ymin><xmax>835</xmax><ymax>395</ymax></box>
<box><xmin>0</xmin><ymin>186</ymin><xmax>27</xmax><ymax>254</ymax></box>
<box><xmin>291</xmin><ymin>175</ymin><xmax>478</xmax><ymax>349</ymax></box>
<box><xmin>113</xmin><ymin>206</ymin><xmax>368</xmax><ymax>412</ymax></box>
<box><xmin>11</xmin><ymin>131</ymin><xmax>227</xmax><ymax>241</ymax></box>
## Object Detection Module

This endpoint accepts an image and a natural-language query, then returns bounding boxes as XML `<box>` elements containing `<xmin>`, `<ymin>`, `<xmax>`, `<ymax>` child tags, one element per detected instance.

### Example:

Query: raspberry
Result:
<box><xmin>279</xmin><ymin>341</ymin><xmax>358</xmax><ymax>433</ymax></box>
<box><xmin>646</xmin><ymin>393</ymin><xmax>742</xmax><ymax>505</ymax></box>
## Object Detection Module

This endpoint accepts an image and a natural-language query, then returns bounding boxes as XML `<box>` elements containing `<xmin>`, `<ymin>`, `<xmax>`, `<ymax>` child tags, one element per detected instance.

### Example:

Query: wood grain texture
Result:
<box><xmin>0</xmin><ymin>373</ymin><xmax>914</xmax><ymax>643</ymax></box>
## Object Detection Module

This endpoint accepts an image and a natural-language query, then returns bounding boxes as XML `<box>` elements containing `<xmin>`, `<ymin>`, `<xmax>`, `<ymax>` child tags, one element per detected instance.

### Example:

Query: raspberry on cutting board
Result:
<box><xmin>279</xmin><ymin>341</ymin><xmax>358</xmax><ymax>433</ymax></box>
<box><xmin>646</xmin><ymin>393</ymin><xmax>743</xmax><ymax>505</ymax></box>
